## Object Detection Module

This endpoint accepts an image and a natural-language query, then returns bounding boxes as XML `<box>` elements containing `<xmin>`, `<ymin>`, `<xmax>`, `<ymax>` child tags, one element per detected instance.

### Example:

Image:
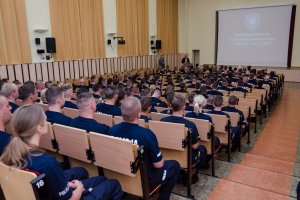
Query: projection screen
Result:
<box><xmin>216</xmin><ymin>5</ymin><xmax>295</xmax><ymax>67</ymax></box>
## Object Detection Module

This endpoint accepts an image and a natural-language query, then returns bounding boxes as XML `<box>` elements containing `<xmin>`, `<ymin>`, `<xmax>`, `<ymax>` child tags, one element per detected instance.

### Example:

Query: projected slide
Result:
<box><xmin>217</xmin><ymin>5</ymin><xmax>294</xmax><ymax>67</ymax></box>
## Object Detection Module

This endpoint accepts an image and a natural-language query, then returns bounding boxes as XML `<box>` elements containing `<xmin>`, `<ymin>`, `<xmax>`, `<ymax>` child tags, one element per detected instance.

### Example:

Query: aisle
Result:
<box><xmin>208</xmin><ymin>89</ymin><xmax>300</xmax><ymax>200</ymax></box>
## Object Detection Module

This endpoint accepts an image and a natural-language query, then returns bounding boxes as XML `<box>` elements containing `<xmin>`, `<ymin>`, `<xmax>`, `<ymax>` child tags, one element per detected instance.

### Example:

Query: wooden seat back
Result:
<box><xmin>62</xmin><ymin>107</ymin><xmax>79</xmax><ymax>119</ymax></box>
<box><xmin>39</xmin><ymin>123</ymin><xmax>57</xmax><ymax>152</ymax></box>
<box><xmin>5</xmin><ymin>115</ymin><xmax>13</xmax><ymax>135</ymax></box>
<box><xmin>36</xmin><ymin>103</ymin><xmax>48</xmax><ymax>111</ymax></box>
<box><xmin>52</xmin><ymin>124</ymin><xmax>91</xmax><ymax>163</ymax></box>
<box><xmin>206</xmin><ymin>113</ymin><xmax>229</xmax><ymax>144</ymax></box>
<box><xmin>88</xmin><ymin>133</ymin><xmax>143</xmax><ymax>196</ymax></box>
<box><xmin>94</xmin><ymin>113</ymin><xmax>113</xmax><ymax>127</ymax></box>
<box><xmin>150</xmin><ymin>112</ymin><xmax>170</xmax><ymax>121</ymax></box>
<box><xmin>223</xmin><ymin>111</ymin><xmax>240</xmax><ymax>127</ymax></box>
<box><xmin>0</xmin><ymin>163</ymin><xmax>51</xmax><ymax>200</ymax></box>
<box><xmin>154</xmin><ymin>106</ymin><xmax>167</xmax><ymax>113</ymax></box>
<box><xmin>184</xmin><ymin>117</ymin><xmax>211</xmax><ymax>142</ymax></box>
<box><xmin>15</xmin><ymin>99</ymin><xmax>23</xmax><ymax>107</ymax></box>
<box><xmin>148</xmin><ymin>121</ymin><xmax>188</xmax><ymax>168</ymax></box>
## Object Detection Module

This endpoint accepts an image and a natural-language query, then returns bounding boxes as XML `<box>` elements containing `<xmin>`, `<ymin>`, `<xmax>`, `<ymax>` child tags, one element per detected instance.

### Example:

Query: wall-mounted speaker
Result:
<box><xmin>35</xmin><ymin>38</ymin><xmax>40</xmax><ymax>45</ymax></box>
<box><xmin>118</xmin><ymin>39</ymin><xmax>126</xmax><ymax>45</ymax></box>
<box><xmin>155</xmin><ymin>40</ymin><xmax>161</xmax><ymax>49</ymax></box>
<box><xmin>46</xmin><ymin>37</ymin><xmax>56</xmax><ymax>53</ymax></box>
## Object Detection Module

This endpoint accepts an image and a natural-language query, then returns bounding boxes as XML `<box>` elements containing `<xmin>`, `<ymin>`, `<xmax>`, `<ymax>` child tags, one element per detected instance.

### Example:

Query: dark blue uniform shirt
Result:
<box><xmin>207</xmin><ymin>90</ymin><xmax>223</xmax><ymax>96</ymax></box>
<box><xmin>45</xmin><ymin>110</ymin><xmax>72</xmax><ymax>126</ymax></box>
<box><xmin>203</xmin><ymin>104</ymin><xmax>214</xmax><ymax>111</ymax></box>
<box><xmin>96</xmin><ymin>103</ymin><xmax>122</xmax><ymax>116</ymax></box>
<box><xmin>140</xmin><ymin>115</ymin><xmax>150</xmax><ymax>123</ymax></box>
<box><xmin>70</xmin><ymin>116</ymin><xmax>109</xmax><ymax>134</ymax></box>
<box><xmin>108</xmin><ymin>122</ymin><xmax>162</xmax><ymax>175</ymax></box>
<box><xmin>151</xmin><ymin>97</ymin><xmax>167</xmax><ymax>108</ymax></box>
<box><xmin>64</xmin><ymin>101</ymin><xmax>78</xmax><ymax>109</ymax></box>
<box><xmin>9</xmin><ymin>101</ymin><xmax>19</xmax><ymax>113</ymax></box>
<box><xmin>221</xmin><ymin>106</ymin><xmax>245</xmax><ymax>124</ymax></box>
<box><xmin>26</xmin><ymin>152</ymin><xmax>73</xmax><ymax>200</ymax></box>
<box><xmin>0</xmin><ymin>131</ymin><xmax>11</xmax><ymax>154</ymax></box>
<box><xmin>185</xmin><ymin>112</ymin><xmax>213</xmax><ymax>123</ymax></box>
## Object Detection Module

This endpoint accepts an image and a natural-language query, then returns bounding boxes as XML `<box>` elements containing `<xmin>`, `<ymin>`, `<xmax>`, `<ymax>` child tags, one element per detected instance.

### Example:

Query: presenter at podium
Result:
<box><xmin>181</xmin><ymin>54</ymin><xmax>190</xmax><ymax>66</ymax></box>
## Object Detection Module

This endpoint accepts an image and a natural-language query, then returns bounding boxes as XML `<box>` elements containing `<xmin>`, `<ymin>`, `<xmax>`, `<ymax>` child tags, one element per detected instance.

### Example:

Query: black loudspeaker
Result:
<box><xmin>46</xmin><ymin>38</ymin><xmax>56</xmax><ymax>53</ymax></box>
<box><xmin>155</xmin><ymin>40</ymin><xmax>161</xmax><ymax>49</ymax></box>
<box><xmin>35</xmin><ymin>38</ymin><xmax>40</xmax><ymax>45</ymax></box>
<box><xmin>118</xmin><ymin>39</ymin><xmax>125</xmax><ymax>45</ymax></box>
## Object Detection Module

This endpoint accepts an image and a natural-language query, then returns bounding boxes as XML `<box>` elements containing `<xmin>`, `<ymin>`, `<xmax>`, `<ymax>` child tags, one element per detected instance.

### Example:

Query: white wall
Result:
<box><xmin>25</xmin><ymin>0</ymin><xmax>53</xmax><ymax>63</ymax></box>
<box><xmin>149</xmin><ymin>0</ymin><xmax>157</xmax><ymax>54</ymax></box>
<box><xmin>178</xmin><ymin>0</ymin><xmax>189</xmax><ymax>53</ymax></box>
<box><xmin>103</xmin><ymin>0</ymin><xmax>118</xmax><ymax>57</ymax></box>
<box><xmin>183</xmin><ymin>0</ymin><xmax>300</xmax><ymax>67</ymax></box>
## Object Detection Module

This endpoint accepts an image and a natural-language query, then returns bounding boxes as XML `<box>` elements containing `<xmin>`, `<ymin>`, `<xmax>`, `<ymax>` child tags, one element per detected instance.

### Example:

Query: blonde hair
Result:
<box><xmin>193</xmin><ymin>95</ymin><xmax>207</xmax><ymax>114</ymax></box>
<box><xmin>0</xmin><ymin>105</ymin><xmax>45</xmax><ymax>167</ymax></box>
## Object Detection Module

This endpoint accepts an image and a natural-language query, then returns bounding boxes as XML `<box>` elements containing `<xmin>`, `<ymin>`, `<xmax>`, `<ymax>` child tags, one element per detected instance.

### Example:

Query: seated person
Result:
<box><xmin>185</xmin><ymin>92</ymin><xmax>196</xmax><ymax>112</ymax></box>
<box><xmin>0</xmin><ymin>105</ymin><xmax>123</xmax><ymax>200</ymax></box>
<box><xmin>160</xmin><ymin>93</ymin><xmax>174</xmax><ymax>115</ymax></box>
<box><xmin>88</xmin><ymin>75</ymin><xmax>97</xmax><ymax>89</ymax></box>
<box><xmin>45</xmin><ymin>86</ymin><xmax>72</xmax><ymax>126</ymax></box>
<box><xmin>203</xmin><ymin>95</ymin><xmax>215</xmax><ymax>111</ymax></box>
<box><xmin>0</xmin><ymin>83</ymin><xmax>19</xmax><ymax>113</ymax></box>
<box><xmin>218</xmin><ymin>79</ymin><xmax>232</xmax><ymax>92</ymax></box>
<box><xmin>160</xmin><ymin>94</ymin><xmax>210</xmax><ymax>179</ymax></box>
<box><xmin>140</xmin><ymin>97</ymin><xmax>152</xmax><ymax>122</ymax></box>
<box><xmin>96</xmin><ymin>86</ymin><xmax>122</xmax><ymax>116</ymax></box>
<box><xmin>199</xmin><ymin>85</ymin><xmax>209</xmax><ymax>99</ymax></box>
<box><xmin>222</xmin><ymin>95</ymin><xmax>248</xmax><ymax>136</ymax></box>
<box><xmin>0</xmin><ymin>95</ymin><xmax>12</xmax><ymax>154</ymax></box>
<box><xmin>243</xmin><ymin>77</ymin><xmax>253</xmax><ymax>89</ymax></box>
<box><xmin>61</xmin><ymin>85</ymin><xmax>78</xmax><ymax>109</ymax></box>
<box><xmin>18</xmin><ymin>83</ymin><xmax>37</xmax><ymax>105</ymax></box>
<box><xmin>108</xmin><ymin>97</ymin><xmax>180</xmax><ymax>200</ymax></box>
<box><xmin>70</xmin><ymin>92</ymin><xmax>110</xmax><ymax>134</ymax></box>
<box><xmin>176</xmin><ymin>82</ymin><xmax>187</xmax><ymax>93</ymax></box>
<box><xmin>187</xmin><ymin>78</ymin><xmax>197</xmax><ymax>88</ymax></box>
<box><xmin>207</xmin><ymin>95</ymin><xmax>240</xmax><ymax>151</ymax></box>
<box><xmin>151</xmin><ymin>89</ymin><xmax>167</xmax><ymax>108</ymax></box>
<box><xmin>35</xmin><ymin>80</ymin><xmax>45</xmax><ymax>98</ymax></box>
<box><xmin>207</xmin><ymin>81</ymin><xmax>223</xmax><ymax>96</ymax></box>
<box><xmin>185</xmin><ymin>95</ymin><xmax>212</xmax><ymax>122</ymax></box>
<box><xmin>92</xmin><ymin>83</ymin><xmax>103</xmax><ymax>100</ymax></box>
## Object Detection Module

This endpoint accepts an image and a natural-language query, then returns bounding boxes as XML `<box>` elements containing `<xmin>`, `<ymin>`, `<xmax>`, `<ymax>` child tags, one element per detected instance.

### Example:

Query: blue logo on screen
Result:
<box><xmin>245</xmin><ymin>13</ymin><xmax>260</xmax><ymax>30</ymax></box>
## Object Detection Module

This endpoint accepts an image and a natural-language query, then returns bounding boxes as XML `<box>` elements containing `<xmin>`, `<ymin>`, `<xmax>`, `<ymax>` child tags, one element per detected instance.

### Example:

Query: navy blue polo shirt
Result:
<box><xmin>151</xmin><ymin>97</ymin><xmax>167</xmax><ymax>108</ymax></box>
<box><xmin>0</xmin><ymin>131</ymin><xmax>11</xmax><ymax>154</ymax></box>
<box><xmin>203</xmin><ymin>104</ymin><xmax>214</xmax><ymax>111</ymax></box>
<box><xmin>26</xmin><ymin>151</ymin><xmax>73</xmax><ymax>200</ymax></box>
<box><xmin>140</xmin><ymin>115</ymin><xmax>150</xmax><ymax>122</ymax></box>
<box><xmin>9</xmin><ymin>101</ymin><xmax>19</xmax><ymax>113</ymax></box>
<box><xmin>45</xmin><ymin>110</ymin><xmax>72</xmax><ymax>126</ymax></box>
<box><xmin>218</xmin><ymin>86</ymin><xmax>232</xmax><ymax>92</ymax></box>
<box><xmin>185</xmin><ymin>112</ymin><xmax>212</xmax><ymax>123</ymax></box>
<box><xmin>70</xmin><ymin>116</ymin><xmax>109</xmax><ymax>134</ymax></box>
<box><xmin>108</xmin><ymin>122</ymin><xmax>162</xmax><ymax>175</ymax></box>
<box><xmin>207</xmin><ymin>90</ymin><xmax>223</xmax><ymax>96</ymax></box>
<box><xmin>185</xmin><ymin>105</ymin><xmax>194</xmax><ymax>112</ymax></box>
<box><xmin>93</xmin><ymin>94</ymin><xmax>101</xmax><ymax>99</ymax></box>
<box><xmin>160</xmin><ymin>116</ymin><xmax>199</xmax><ymax>144</ymax></box>
<box><xmin>221</xmin><ymin>106</ymin><xmax>245</xmax><ymax>123</ymax></box>
<box><xmin>160</xmin><ymin>109</ymin><xmax>172</xmax><ymax>115</ymax></box>
<box><xmin>96</xmin><ymin>103</ymin><xmax>122</xmax><ymax>116</ymax></box>
<box><xmin>64</xmin><ymin>101</ymin><xmax>78</xmax><ymax>109</ymax></box>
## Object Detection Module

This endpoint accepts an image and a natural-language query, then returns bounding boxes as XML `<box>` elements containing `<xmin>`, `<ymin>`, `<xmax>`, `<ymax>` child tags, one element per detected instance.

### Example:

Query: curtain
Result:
<box><xmin>157</xmin><ymin>0</ymin><xmax>178</xmax><ymax>54</ymax></box>
<box><xmin>49</xmin><ymin>0</ymin><xmax>105</xmax><ymax>60</ymax></box>
<box><xmin>0</xmin><ymin>0</ymin><xmax>31</xmax><ymax>64</ymax></box>
<box><xmin>116</xmin><ymin>0</ymin><xmax>149</xmax><ymax>56</ymax></box>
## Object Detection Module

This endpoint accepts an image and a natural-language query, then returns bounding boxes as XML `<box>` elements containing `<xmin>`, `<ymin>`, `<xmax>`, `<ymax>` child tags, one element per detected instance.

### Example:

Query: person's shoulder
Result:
<box><xmin>0</xmin><ymin>131</ymin><xmax>10</xmax><ymax>139</ymax></box>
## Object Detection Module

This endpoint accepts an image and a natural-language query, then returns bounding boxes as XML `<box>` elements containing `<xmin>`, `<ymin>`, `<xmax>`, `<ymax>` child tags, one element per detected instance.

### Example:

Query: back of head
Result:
<box><xmin>0</xmin><ymin>104</ymin><xmax>45</xmax><ymax>167</ymax></box>
<box><xmin>170</xmin><ymin>94</ymin><xmax>185</xmax><ymax>112</ymax></box>
<box><xmin>140</xmin><ymin>97</ymin><xmax>152</xmax><ymax>113</ymax></box>
<box><xmin>214</xmin><ymin>95</ymin><xmax>223</xmax><ymax>107</ymax></box>
<box><xmin>76</xmin><ymin>92</ymin><xmax>94</xmax><ymax>110</ymax></box>
<box><xmin>193</xmin><ymin>95</ymin><xmax>206</xmax><ymax>114</ymax></box>
<box><xmin>92</xmin><ymin>83</ymin><xmax>101</xmax><ymax>93</ymax></box>
<box><xmin>121</xmin><ymin>97</ymin><xmax>141</xmax><ymax>122</ymax></box>
<box><xmin>104</xmin><ymin>86</ymin><xmax>118</xmax><ymax>99</ymax></box>
<box><xmin>1</xmin><ymin>83</ymin><xmax>18</xmax><ymax>98</ymax></box>
<box><xmin>19</xmin><ymin>84</ymin><xmax>35</xmax><ymax>101</ymax></box>
<box><xmin>140</xmin><ymin>88</ymin><xmax>151</xmax><ymax>98</ymax></box>
<box><xmin>200</xmin><ymin>86</ymin><xmax>207</xmax><ymax>94</ymax></box>
<box><xmin>46</xmin><ymin>86</ymin><xmax>63</xmax><ymax>105</ymax></box>
<box><xmin>206</xmin><ymin>95</ymin><xmax>215</xmax><ymax>105</ymax></box>
<box><xmin>212</xmin><ymin>81</ymin><xmax>218</xmax><ymax>90</ymax></box>
<box><xmin>228</xmin><ymin>95</ymin><xmax>238</xmax><ymax>106</ymax></box>
<box><xmin>61</xmin><ymin>84</ymin><xmax>73</xmax><ymax>97</ymax></box>
<box><xmin>187</xmin><ymin>92</ymin><xmax>196</xmax><ymax>104</ymax></box>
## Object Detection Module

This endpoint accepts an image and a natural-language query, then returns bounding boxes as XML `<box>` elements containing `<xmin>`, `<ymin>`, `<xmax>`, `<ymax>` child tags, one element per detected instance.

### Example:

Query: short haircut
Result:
<box><xmin>228</xmin><ymin>95</ymin><xmax>238</xmax><ymax>106</ymax></box>
<box><xmin>214</xmin><ymin>95</ymin><xmax>223</xmax><ymax>107</ymax></box>
<box><xmin>206</xmin><ymin>95</ymin><xmax>215</xmax><ymax>105</ymax></box>
<box><xmin>46</xmin><ymin>86</ymin><xmax>63</xmax><ymax>105</ymax></box>
<box><xmin>104</xmin><ymin>86</ymin><xmax>118</xmax><ymax>99</ymax></box>
<box><xmin>170</xmin><ymin>94</ymin><xmax>185</xmax><ymax>112</ymax></box>
<box><xmin>200</xmin><ymin>86</ymin><xmax>207</xmax><ymax>94</ymax></box>
<box><xmin>19</xmin><ymin>84</ymin><xmax>35</xmax><ymax>100</ymax></box>
<box><xmin>1</xmin><ymin>83</ymin><xmax>17</xmax><ymax>97</ymax></box>
<box><xmin>121</xmin><ymin>97</ymin><xmax>141</xmax><ymax>122</ymax></box>
<box><xmin>76</xmin><ymin>87</ymin><xmax>89</xmax><ymax>96</ymax></box>
<box><xmin>92</xmin><ymin>83</ymin><xmax>101</xmax><ymax>92</ymax></box>
<box><xmin>187</xmin><ymin>92</ymin><xmax>196</xmax><ymax>104</ymax></box>
<box><xmin>76</xmin><ymin>92</ymin><xmax>93</xmax><ymax>110</ymax></box>
<box><xmin>24</xmin><ymin>81</ymin><xmax>35</xmax><ymax>86</ymax></box>
<box><xmin>140</xmin><ymin>97</ymin><xmax>152</xmax><ymax>112</ymax></box>
<box><xmin>140</xmin><ymin>88</ymin><xmax>150</xmax><ymax>97</ymax></box>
